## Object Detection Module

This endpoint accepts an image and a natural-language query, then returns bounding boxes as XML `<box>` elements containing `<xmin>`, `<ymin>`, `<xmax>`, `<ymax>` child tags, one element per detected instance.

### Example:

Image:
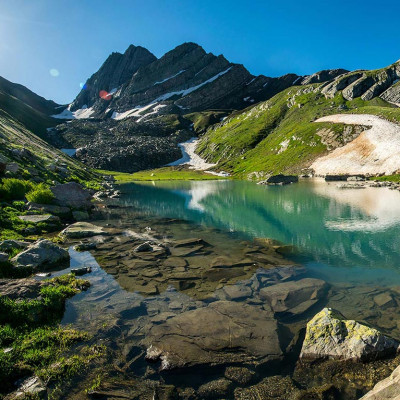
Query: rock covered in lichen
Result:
<box><xmin>300</xmin><ymin>307</ymin><xmax>400</xmax><ymax>361</ymax></box>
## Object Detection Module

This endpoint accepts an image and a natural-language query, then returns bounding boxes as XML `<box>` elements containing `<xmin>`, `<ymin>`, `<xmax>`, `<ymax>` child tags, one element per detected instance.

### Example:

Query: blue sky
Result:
<box><xmin>1</xmin><ymin>0</ymin><xmax>399</xmax><ymax>104</ymax></box>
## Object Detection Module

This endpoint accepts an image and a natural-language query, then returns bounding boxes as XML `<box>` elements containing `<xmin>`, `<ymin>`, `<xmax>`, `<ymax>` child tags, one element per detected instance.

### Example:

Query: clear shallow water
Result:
<box><xmin>118</xmin><ymin>179</ymin><xmax>400</xmax><ymax>286</ymax></box>
<box><xmin>52</xmin><ymin>179</ymin><xmax>400</xmax><ymax>398</ymax></box>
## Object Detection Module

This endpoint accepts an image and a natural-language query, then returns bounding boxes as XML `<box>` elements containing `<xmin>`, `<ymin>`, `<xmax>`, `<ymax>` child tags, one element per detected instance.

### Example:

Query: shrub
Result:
<box><xmin>0</xmin><ymin>179</ymin><xmax>34</xmax><ymax>200</ymax></box>
<box><xmin>25</xmin><ymin>184</ymin><xmax>55</xmax><ymax>204</ymax></box>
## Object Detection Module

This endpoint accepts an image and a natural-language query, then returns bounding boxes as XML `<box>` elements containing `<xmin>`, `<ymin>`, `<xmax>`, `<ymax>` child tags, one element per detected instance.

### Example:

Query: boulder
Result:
<box><xmin>259</xmin><ymin>278</ymin><xmax>328</xmax><ymax>316</ymax></box>
<box><xmin>266</xmin><ymin>174</ymin><xmax>299</xmax><ymax>185</ymax></box>
<box><xmin>50</xmin><ymin>182</ymin><xmax>92</xmax><ymax>209</ymax></box>
<box><xmin>12</xmin><ymin>239</ymin><xmax>70</xmax><ymax>269</ymax></box>
<box><xmin>360</xmin><ymin>363</ymin><xmax>400</xmax><ymax>399</ymax></box>
<box><xmin>0</xmin><ymin>240</ymin><xmax>30</xmax><ymax>252</ymax></box>
<box><xmin>300</xmin><ymin>308</ymin><xmax>400</xmax><ymax>361</ymax></box>
<box><xmin>143</xmin><ymin>300</ymin><xmax>281</xmax><ymax>370</ymax></box>
<box><xmin>60</xmin><ymin>222</ymin><xmax>105</xmax><ymax>239</ymax></box>
<box><xmin>0</xmin><ymin>252</ymin><xmax>9</xmax><ymax>263</ymax></box>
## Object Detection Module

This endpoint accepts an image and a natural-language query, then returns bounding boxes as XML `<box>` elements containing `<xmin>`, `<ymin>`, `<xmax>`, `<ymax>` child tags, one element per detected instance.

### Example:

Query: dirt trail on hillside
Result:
<box><xmin>311</xmin><ymin>114</ymin><xmax>400</xmax><ymax>175</ymax></box>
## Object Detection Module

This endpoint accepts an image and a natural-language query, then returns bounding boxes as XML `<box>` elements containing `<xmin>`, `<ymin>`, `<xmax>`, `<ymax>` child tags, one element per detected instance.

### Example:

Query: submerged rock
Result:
<box><xmin>61</xmin><ymin>222</ymin><xmax>106</xmax><ymax>238</ymax></box>
<box><xmin>259</xmin><ymin>278</ymin><xmax>328</xmax><ymax>316</ymax></box>
<box><xmin>11</xmin><ymin>239</ymin><xmax>69</xmax><ymax>269</ymax></box>
<box><xmin>143</xmin><ymin>300</ymin><xmax>281</xmax><ymax>370</ymax></box>
<box><xmin>361</xmin><ymin>363</ymin><xmax>400</xmax><ymax>399</ymax></box>
<box><xmin>300</xmin><ymin>308</ymin><xmax>400</xmax><ymax>361</ymax></box>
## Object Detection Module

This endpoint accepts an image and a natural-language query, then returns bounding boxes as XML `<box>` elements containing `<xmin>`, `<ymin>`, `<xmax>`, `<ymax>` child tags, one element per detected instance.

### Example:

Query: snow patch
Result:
<box><xmin>154</xmin><ymin>70</ymin><xmax>186</xmax><ymax>85</ymax></box>
<box><xmin>311</xmin><ymin>114</ymin><xmax>400</xmax><ymax>175</ymax></box>
<box><xmin>52</xmin><ymin>104</ymin><xmax>95</xmax><ymax>120</ymax></box>
<box><xmin>155</xmin><ymin>67</ymin><xmax>232</xmax><ymax>102</ymax></box>
<box><xmin>167</xmin><ymin>138</ymin><xmax>216</xmax><ymax>170</ymax></box>
<box><xmin>112</xmin><ymin>103</ymin><xmax>156</xmax><ymax>120</ymax></box>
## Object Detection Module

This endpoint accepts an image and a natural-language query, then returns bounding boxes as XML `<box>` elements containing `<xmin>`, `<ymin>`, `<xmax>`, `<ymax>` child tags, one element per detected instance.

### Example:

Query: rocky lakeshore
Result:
<box><xmin>2</xmin><ymin>178</ymin><xmax>400</xmax><ymax>398</ymax></box>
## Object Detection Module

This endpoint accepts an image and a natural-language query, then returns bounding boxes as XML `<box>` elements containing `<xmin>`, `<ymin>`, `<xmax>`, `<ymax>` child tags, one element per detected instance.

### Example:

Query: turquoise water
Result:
<box><xmin>118</xmin><ymin>179</ymin><xmax>400</xmax><ymax>286</ymax></box>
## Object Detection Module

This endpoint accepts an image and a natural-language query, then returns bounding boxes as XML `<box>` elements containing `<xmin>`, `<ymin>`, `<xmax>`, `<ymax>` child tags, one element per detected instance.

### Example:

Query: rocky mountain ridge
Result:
<box><xmin>59</xmin><ymin>42</ymin><xmax>348</xmax><ymax>122</ymax></box>
<box><xmin>48</xmin><ymin>42</ymin><xmax>350</xmax><ymax>171</ymax></box>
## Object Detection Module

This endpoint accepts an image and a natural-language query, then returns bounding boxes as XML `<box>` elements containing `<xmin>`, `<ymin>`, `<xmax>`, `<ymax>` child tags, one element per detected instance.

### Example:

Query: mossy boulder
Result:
<box><xmin>300</xmin><ymin>307</ymin><xmax>400</xmax><ymax>361</ymax></box>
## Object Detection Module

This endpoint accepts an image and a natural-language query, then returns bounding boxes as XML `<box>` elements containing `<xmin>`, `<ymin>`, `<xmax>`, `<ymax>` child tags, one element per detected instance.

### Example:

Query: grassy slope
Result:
<box><xmin>97</xmin><ymin>166</ymin><xmax>225</xmax><ymax>182</ymax></box>
<box><xmin>197</xmin><ymin>84</ymin><xmax>400</xmax><ymax>179</ymax></box>
<box><xmin>0</xmin><ymin>108</ymin><xmax>99</xmax><ymax>186</ymax></box>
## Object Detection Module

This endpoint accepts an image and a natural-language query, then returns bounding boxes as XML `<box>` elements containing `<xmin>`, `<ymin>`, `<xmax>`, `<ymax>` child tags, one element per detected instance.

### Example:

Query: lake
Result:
<box><xmin>59</xmin><ymin>179</ymin><xmax>400</xmax><ymax>398</ymax></box>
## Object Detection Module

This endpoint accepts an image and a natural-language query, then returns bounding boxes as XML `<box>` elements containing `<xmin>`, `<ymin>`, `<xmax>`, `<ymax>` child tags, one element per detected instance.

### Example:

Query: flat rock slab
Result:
<box><xmin>144</xmin><ymin>300</ymin><xmax>281</xmax><ymax>370</ymax></box>
<box><xmin>300</xmin><ymin>307</ymin><xmax>400</xmax><ymax>361</ymax></box>
<box><xmin>18</xmin><ymin>214</ymin><xmax>60</xmax><ymax>224</ymax></box>
<box><xmin>12</xmin><ymin>239</ymin><xmax>70</xmax><ymax>269</ymax></box>
<box><xmin>0</xmin><ymin>278</ymin><xmax>44</xmax><ymax>300</ymax></box>
<box><xmin>259</xmin><ymin>278</ymin><xmax>328</xmax><ymax>316</ymax></box>
<box><xmin>61</xmin><ymin>222</ymin><xmax>106</xmax><ymax>238</ymax></box>
<box><xmin>172</xmin><ymin>238</ymin><xmax>209</xmax><ymax>248</ymax></box>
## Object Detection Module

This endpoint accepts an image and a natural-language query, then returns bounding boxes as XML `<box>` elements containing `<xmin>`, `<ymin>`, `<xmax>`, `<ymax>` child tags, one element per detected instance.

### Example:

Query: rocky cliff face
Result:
<box><xmin>70</xmin><ymin>45</ymin><xmax>157</xmax><ymax>112</ymax></box>
<box><xmin>321</xmin><ymin>61</ymin><xmax>400</xmax><ymax>102</ymax></box>
<box><xmin>66</xmin><ymin>42</ymin><xmax>311</xmax><ymax>120</ymax></box>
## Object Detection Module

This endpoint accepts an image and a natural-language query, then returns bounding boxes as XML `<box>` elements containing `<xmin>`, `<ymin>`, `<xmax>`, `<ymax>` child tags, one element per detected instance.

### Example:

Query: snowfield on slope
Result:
<box><xmin>167</xmin><ymin>138</ymin><xmax>230</xmax><ymax>176</ymax></box>
<box><xmin>167</xmin><ymin>137</ymin><xmax>216</xmax><ymax>170</ymax></box>
<box><xmin>311</xmin><ymin>114</ymin><xmax>400</xmax><ymax>175</ymax></box>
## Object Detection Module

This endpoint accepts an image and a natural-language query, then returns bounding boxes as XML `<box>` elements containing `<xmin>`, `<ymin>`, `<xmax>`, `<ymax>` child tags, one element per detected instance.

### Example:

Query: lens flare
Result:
<box><xmin>99</xmin><ymin>90</ymin><xmax>112</xmax><ymax>100</ymax></box>
<box><xmin>50</xmin><ymin>68</ymin><xmax>59</xmax><ymax>77</ymax></box>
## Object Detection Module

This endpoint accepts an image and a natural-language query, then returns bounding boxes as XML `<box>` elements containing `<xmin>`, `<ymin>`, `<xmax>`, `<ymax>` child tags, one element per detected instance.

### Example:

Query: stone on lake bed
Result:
<box><xmin>61</xmin><ymin>222</ymin><xmax>106</xmax><ymax>238</ymax></box>
<box><xmin>374</xmin><ymin>292</ymin><xmax>396</xmax><ymax>308</ymax></box>
<box><xmin>172</xmin><ymin>238</ymin><xmax>209</xmax><ymax>248</ymax></box>
<box><xmin>300</xmin><ymin>307</ymin><xmax>400</xmax><ymax>361</ymax></box>
<box><xmin>11</xmin><ymin>239</ymin><xmax>70</xmax><ymax>269</ymax></box>
<box><xmin>259</xmin><ymin>278</ymin><xmax>328</xmax><ymax>316</ymax></box>
<box><xmin>360</xmin><ymin>363</ymin><xmax>400</xmax><ymax>399</ymax></box>
<box><xmin>143</xmin><ymin>300</ymin><xmax>281</xmax><ymax>370</ymax></box>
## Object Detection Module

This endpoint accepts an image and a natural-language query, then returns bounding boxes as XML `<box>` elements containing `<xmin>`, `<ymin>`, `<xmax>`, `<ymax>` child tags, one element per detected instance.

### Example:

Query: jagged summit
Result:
<box><xmin>71</xmin><ymin>44</ymin><xmax>156</xmax><ymax>111</ymax></box>
<box><xmin>63</xmin><ymin>42</ymin><xmax>313</xmax><ymax>121</ymax></box>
